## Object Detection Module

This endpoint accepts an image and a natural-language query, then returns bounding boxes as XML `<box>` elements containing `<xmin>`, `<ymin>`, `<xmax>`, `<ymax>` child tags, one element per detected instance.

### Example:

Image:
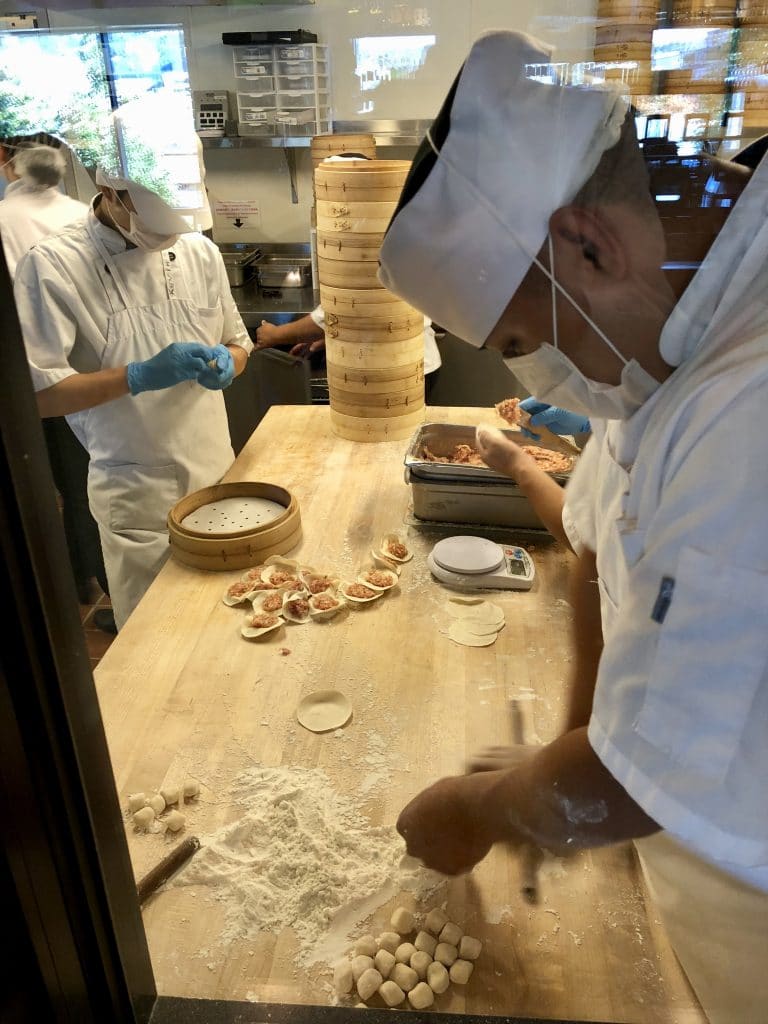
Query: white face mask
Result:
<box><xmin>110</xmin><ymin>194</ymin><xmax>179</xmax><ymax>252</ymax></box>
<box><xmin>502</xmin><ymin>237</ymin><xmax>660</xmax><ymax>421</ymax></box>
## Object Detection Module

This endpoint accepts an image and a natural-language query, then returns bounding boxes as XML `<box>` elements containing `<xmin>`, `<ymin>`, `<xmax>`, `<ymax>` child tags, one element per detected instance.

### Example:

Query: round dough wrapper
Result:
<box><xmin>445</xmin><ymin>600</ymin><xmax>495</xmax><ymax>620</ymax></box>
<box><xmin>448</xmin><ymin>622</ymin><xmax>498</xmax><ymax>647</ymax></box>
<box><xmin>462</xmin><ymin>619</ymin><xmax>505</xmax><ymax>636</ymax></box>
<box><xmin>296</xmin><ymin>689</ymin><xmax>352</xmax><ymax>732</ymax></box>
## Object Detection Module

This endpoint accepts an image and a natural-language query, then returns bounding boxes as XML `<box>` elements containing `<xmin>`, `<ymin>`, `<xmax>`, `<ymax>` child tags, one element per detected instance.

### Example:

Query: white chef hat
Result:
<box><xmin>377</xmin><ymin>30</ymin><xmax>629</xmax><ymax>348</ymax></box>
<box><xmin>95</xmin><ymin>166</ymin><xmax>195</xmax><ymax>235</ymax></box>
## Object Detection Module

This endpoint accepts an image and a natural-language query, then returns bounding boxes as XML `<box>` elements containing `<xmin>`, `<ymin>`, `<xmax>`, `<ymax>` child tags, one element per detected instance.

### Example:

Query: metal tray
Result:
<box><xmin>404</xmin><ymin>422</ymin><xmax>574</xmax><ymax>483</ymax></box>
<box><xmin>255</xmin><ymin>255</ymin><xmax>312</xmax><ymax>290</ymax></box>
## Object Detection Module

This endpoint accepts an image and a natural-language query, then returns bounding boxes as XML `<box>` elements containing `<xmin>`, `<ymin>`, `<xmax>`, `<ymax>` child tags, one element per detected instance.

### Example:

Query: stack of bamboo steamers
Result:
<box><xmin>314</xmin><ymin>155</ymin><xmax>426</xmax><ymax>442</ymax></box>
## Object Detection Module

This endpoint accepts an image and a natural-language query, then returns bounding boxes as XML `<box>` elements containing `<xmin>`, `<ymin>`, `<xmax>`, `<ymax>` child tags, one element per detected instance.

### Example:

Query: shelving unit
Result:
<box><xmin>232</xmin><ymin>42</ymin><xmax>331</xmax><ymax>139</ymax></box>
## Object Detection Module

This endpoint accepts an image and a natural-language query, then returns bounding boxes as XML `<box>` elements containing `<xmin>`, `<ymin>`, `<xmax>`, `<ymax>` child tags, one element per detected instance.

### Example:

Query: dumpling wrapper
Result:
<box><xmin>448</xmin><ymin>622</ymin><xmax>498</xmax><ymax>647</ymax></box>
<box><xmin>462</xmin><ymin>619</ymin><xmax>505</xmax><ymax>636</ymax></box>
<box><xmin>445</xmin><ymin>600</ymin><xmax>504</xmax><ymax>625</ymax></box>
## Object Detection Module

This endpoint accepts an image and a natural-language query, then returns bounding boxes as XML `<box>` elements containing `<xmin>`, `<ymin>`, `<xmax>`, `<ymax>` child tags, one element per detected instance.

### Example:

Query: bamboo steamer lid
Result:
<box><xmin>326</xmin><ymin>334</ymin><xmax>424</xmax><ymax>369</ymax></box>
<box><xmin>311</xmin><ymin>132</ymin><xmax>376</xmax><ymax>164</ymax></box>
<box><xmin>314</xmin><ymin>159</ymin><xmax>410</xmax><ymax>203</ymax></box>
<box><xmin>329</xmin><ymin>405</ymin><xmax>425</xmax><ymax>443</ymax></box>
<box><xmin>317</xmin><ymin>231</ymin><xmax>385</xmax><ymax>261</ymax></box>
<box><xmin>320</xmin><ymin>284</ymin><xmax>414</xmax><ymax>318</ymax></box>
<box><xmin>167</xmin><ymin>482</ymin><xmax>301</xmax><ymax>571</ymax></box>
<box><xmin>317</xmin><ymin>257</ymin><xmax>382</xmax><ymax>287</ymax></box>
<box><xmin>326</xmin><ymin>360</ymin><xmax>424</xmax><ymax>395</ymax></box>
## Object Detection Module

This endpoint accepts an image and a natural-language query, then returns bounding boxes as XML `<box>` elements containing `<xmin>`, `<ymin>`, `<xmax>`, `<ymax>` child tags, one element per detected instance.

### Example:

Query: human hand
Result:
<box><xmin>127</xmin><ymin>342</ymin><xmax>212</xmax><ymax>396</ymax></box>
<box><xmin>475</xmin><ymin>425</ymin><xmax>537</xmax><ymax>478</ymax></box>
<box><xmin>255</xmin><ymin>319</ymin><xmax>282</xmax><ymax>350</ymax></box>
<box><xmin>289</xmin><ymin>337</ymin><xmax>326</xmax><ymax>358</ymax></box>
<box><xmin>396</xmin><ymin>771</ymin><xmax>506</xmax><ymax>876</ymax></box>
<box><xmin>519</xmin><ymin>398</ymin><xmax>590</xmax><ymax>439</ymax></box>
<box><xmin>197</xmin><ymin>344</ymin><xmax>235</xmax><ymax>390</ymax></box>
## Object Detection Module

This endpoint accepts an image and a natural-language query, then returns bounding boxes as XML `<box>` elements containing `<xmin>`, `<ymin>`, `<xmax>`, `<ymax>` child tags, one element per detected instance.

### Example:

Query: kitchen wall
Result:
<box><xmin>25</xmin><ymin>1</ymin><xmax>597</xmax><ymax>243</ymax></box>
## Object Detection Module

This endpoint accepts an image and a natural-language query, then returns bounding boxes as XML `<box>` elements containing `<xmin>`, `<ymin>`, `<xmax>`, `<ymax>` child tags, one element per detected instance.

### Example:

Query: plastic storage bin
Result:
<box><xmin>233</xmin><ymin>46</ymin><xmax>274</xmax><ymax>80</ymax></box>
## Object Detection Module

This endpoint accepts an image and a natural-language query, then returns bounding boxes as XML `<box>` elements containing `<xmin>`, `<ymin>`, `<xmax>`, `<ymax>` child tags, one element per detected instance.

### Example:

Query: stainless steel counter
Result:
<box><xmin>230</xmin><ymin>280</ymin><xmax>318</xmax><ymax>328</ymax></box>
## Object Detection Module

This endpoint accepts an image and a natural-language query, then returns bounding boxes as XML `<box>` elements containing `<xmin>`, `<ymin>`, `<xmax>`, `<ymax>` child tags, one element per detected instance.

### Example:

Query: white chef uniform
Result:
<box><xmin>309</xmin><ymin>304</ymin><xmax>441</xmax><ymax>375</ymax></box>
<box><xmin>562</xmin><ymin>153</ymin><xmax>768</xmax><ymax>1024</ymax></box>
<box><xmin>0</xmin><ymin>178</ymin><xmax>87</xmax><ymax>278</ymax></box>
<box><xmin>14</xmin><ymin>203</ymin><xmax>253</xmax><ymax>629</ymax></box>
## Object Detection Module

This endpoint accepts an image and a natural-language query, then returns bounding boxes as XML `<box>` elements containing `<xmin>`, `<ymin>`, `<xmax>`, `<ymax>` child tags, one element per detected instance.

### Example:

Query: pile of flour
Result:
<box><xmin>173</xmin><ymin>765</ymin><xmax>444</xmax><ymax>966</ymax></box>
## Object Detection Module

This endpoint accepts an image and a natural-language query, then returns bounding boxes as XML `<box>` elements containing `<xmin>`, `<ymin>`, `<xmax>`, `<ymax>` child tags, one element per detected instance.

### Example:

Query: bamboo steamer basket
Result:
<box><xmin>315</xmin><ymin>199</ymin><xmax>396</xmax><ymax>235</ymax></box>
<box><xmin>325</xmin><ymin>334</ymin><xmax>424</xmax><ymax>369</ymax></box>
<box><xmin>317</xmin><ymin>256</ymin><xmax>382</xmax><ymax>288</ymax></box>
<box><xmin>314</xmin><ymin>159</ymin><xmax>409</xmax><ymax>203</ymax></box>
<box><xmin>745</xmin><ymin>89</ymin><xmax>768</xmax><ymax>110</ymax></box>
<box><xmin>670</xmin><ymin>0</ymin><xmax>739</xmax><ymax>24</ymax></box>
<box><xmin>326</xmin><ymin>360</ymin><xmax>424</xmax><ymax>395</ymax></box>
<box><xmin>595</xmin><ymin>22</ymin><xmax>655</xmax><ymax>45</ymax></box>
<box><xmin>330</xmin><ymin>406</ymin><xmax>425</xmax><ymax>442</ymax></box>
<box><xmin>311</xmin><ymin>132</ymin><xmax>376</xmax><ymax>166</ymax></box>
<box><xmin>317</xmin><ymin>231</ymin><xmax>385</xmax><ymax>261</ymax></box>
<box><xmin>597</xmin><ymin>0</ymin><xmax>658</xmax><ymax>20</ymax></box>
<box><xmin>328</xmin><ymin>388</ymin><xmax>425</xmax><ymax>419</ymax></box>
<box><xmin>740</xmin><ymin>0</ymin><xmax>768</xmax><ymax>23</ymax></box>
<box><xmin>594</xmin><ymin>41</ymin><xmax>653</xmax><ymax>61</ymax></box>
<box><xmin>324</xmin><ymin>315</ymin><xmax>424</xmax><ymax>344</ymax></box>
<box><xmin>167</xmin><ymin>482</ymin><xmax>301</xmax><ymax>571</ymax></box>
<box><xmin>320</xmin><ymin>284</ymin><xmax>414</xmax><ymax>318</ymax></box>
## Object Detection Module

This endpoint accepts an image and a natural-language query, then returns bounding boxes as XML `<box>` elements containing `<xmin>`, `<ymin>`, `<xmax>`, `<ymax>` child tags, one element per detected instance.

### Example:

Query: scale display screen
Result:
<box><xmin>200</xmin><ymin>103</ymin><xmax>221</xmax><ymax>111</ymax></box>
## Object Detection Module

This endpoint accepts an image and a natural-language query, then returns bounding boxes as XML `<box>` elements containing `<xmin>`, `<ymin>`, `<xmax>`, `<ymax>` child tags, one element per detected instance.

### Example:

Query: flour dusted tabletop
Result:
<box><xmin>94</xmin><ymin>406</ymin><xmax>704</xmax><ymax>1022</ymax></box>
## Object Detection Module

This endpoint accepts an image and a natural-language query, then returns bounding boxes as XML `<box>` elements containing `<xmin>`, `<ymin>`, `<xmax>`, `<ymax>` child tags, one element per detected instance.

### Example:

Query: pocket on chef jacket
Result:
<box><xmin>194</xmin><ymin>302</ymin><xmax>224</xmax><ymax>342</ymax></box>
<box><xmin>635</xmin><ymin>546</ymin><xmax>768</xmax><ymax>782</ymax></box>
<box><xmin>106</xmin><ymin>463</ymin><xmax>182</xmax><ymax>534</ymax></box>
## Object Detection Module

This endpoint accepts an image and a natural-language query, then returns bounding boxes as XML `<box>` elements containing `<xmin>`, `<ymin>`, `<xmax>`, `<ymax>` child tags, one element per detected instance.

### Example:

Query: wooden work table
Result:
<box><xmin>94</xmin><ymin>406</ymin><xmax>703</xmax><ymax>1023</ymax></box>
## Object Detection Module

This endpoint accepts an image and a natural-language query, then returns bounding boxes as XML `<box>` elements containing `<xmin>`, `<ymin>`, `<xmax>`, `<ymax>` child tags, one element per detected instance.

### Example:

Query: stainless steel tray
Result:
<box><xmin>404</xmin><ymin>422</ymin><xmax>574</xmax><ymax>483</ymax></box>
<box><xmin>255</xmin><ymin>255</ymin><xmax>312</xmax><ymax>289</ymax></box>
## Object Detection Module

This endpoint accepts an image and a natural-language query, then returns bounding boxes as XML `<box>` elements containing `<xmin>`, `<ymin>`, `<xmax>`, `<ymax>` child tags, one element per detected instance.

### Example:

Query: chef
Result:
<box><xmin>14</xmin><ymin>166</ymin><xmax>253</xmax><ymax>630</ymax></box>
<box><xmin>378</xmin><ymin>30</ymin><xmax>767</xmax><ymax>1024</ymax></box>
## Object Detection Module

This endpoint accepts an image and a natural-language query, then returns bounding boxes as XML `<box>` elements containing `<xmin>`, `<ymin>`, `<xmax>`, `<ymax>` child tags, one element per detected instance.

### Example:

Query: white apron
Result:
<box><xmin>77</xmin><ymin>221</ymin><xmax>234</xmax><ymax>629</ymax></box>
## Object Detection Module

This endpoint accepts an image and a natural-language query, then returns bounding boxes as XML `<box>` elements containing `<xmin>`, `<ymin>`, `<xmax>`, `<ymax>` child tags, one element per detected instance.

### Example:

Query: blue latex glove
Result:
<box><xmin>519</xmin><ymin>398</ymin><xmax>590</xmax><ymax>438</ymax></box>
<box><xmin>196</xmin><ymin>344</ymin><xmax>235</xmax><ymax>391</ymax></box>
<box><xmin>127</xmin><ymin>342</ymin><xmax>213</xmax><ymax>396</ymax></box>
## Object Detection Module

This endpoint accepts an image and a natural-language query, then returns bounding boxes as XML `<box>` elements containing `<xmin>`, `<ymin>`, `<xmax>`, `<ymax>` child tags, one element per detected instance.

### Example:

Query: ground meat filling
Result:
<box><xmin>287</xmin><ymin>598</ymin><xmax>310</xmax><ymax>617</ymax></box>
<box><xmin>346</xmin><ymin>583</ymin><xmax>377</xmax><ymax>599</ymax></box>
<box><xmin>227</xmin><ymin>581</ymin><xmax>251</xmax><ymax>598</ymax></box>
<box><xmin>387</xmin><ymin>541</ymin><xmax>408</xmax><ymax>559</ymax></box>
<box><xmin>363</xmin><ymin>570</ymin><xmax>394</xmax><ymax>588</ymax></box>
<box><xmin>308</xmin><ymin>577</ymin><xmax>334</xmax><ymax>594</ymax></box>
<box><xmin>312</xmin><ymin>594</ymin><xmax>338</xmax><ymax>611</ymax></box>
<box><xmin>422</xmin><ymin>442</ymin><xmax>571</xmax><ymax>474</ymax></box>
<box><xmin>261</xmin><ymin>593</ymin><xmax>283</xmax><ymax>613</ymax></box>
<box><xmin>249</xmin><ymin>613</ymin><xmax>279</xmax><ymax>629</ymax></box>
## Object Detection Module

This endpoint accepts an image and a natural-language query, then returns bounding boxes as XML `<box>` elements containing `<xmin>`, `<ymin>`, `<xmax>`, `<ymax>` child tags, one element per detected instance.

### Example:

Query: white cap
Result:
<box><xmin>377</xmin><ymin>31</ymin><xmax>628</xmax><ymax>347</ymax></box>
<box><xmin>94</xmin><ymin>167</ymin><xmax>194</xmax><ymax>235</ymax></box>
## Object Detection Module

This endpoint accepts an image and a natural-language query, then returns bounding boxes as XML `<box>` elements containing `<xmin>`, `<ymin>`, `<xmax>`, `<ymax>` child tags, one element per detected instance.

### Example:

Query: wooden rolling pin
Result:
<box><xmin>136</xmin><ymin>836</ymin><xmax>201</xmax><ymax>906</ymax></box>
<box><xmin>509</xmin><ymin>699</ymin><xmax>544</xmax><ymax>905</ymax></box>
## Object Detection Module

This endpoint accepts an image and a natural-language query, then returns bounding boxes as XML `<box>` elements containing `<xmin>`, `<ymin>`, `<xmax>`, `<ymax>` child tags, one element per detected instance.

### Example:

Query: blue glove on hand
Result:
<box><xmin>127</xmin><ymin>342</ymin><xmax>213</xmax><ymax>396</ymax></box>
<box><xmin>519</xmin><ymin>398</ymin><xmax>591</xmax><ymax>438</ymax></box>
<box><xmin>196</xmin><ymin>344</ymin><xmax>235</xmax><ymax>391</ymax></box>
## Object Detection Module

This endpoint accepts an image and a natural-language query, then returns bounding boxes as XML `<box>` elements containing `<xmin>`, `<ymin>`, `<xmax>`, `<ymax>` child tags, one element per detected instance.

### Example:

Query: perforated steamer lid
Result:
<box><xmin>180</xmin><ymin>496</ymin><xmax>286</xmax><ymax>534</ymax></box>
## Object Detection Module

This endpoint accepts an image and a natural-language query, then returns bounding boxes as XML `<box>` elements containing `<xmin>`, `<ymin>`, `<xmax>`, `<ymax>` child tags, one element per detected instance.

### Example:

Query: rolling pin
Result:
<box><xmin>509</xmin><ymin>699</ymin><xmax>544</xmax><ymax>905</ymax></box>
<box><xmin>136</xmin><ymin>835</ymin><xmax>201</xmax><ymax>906</ymax></box>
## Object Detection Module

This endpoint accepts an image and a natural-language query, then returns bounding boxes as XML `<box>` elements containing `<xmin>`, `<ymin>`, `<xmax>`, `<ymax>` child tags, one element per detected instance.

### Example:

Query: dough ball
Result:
<box><xmin>357</xmin><ymin>967</ymin><xmax>383</xmax><ymax>1002</ymax></box>
<box><xmin>408</xmin><ymin>981</ymin><xmax>435</xmax><ymax>1010</ymax></box>
<box><xmin>439</xmin><ymin>921</ymin><xmax>463</xmax><ymax>947</ymax></box>
<box><xmin>164</xmin><ymin>810</ymin><xmax>186</xmax><ymax>833</ymax></box>
<box><xmin>459</xmin><ymin>935</ymin><xmax>483</xmax><ymax>960</ymax></box>
<box><xmin>379</xmin><ymin>980</ymin><xmax>405</xmax><ymax>1007</ymax></box>
<box><xmin>351</xmin><ymin>954</ymin><xmax>375</xmax><ymax>982</ymax></box>
<box><xmin>434</xmin><ymin>942</ymin><xmax>458</xmax><ymax>967</ymax></box>
<box><xmin>427</xmin><ymin>960</ymin><xmax>450</xmax><ymax>994</ymax></box>
<box><xmin>414</xmin><ymin>930</ymin><xmax>437</xmax><ymax>956</ymax></box>
<box><xmin>390</xmin><ymin>907</ymin><xmax>414</xmax><ymax>934</ymax></box>
<box><xmin>160</xmin><ymin>785</ymin><xmax>180</xmax><ymax>806</ymax></box>
<box><xmin>333</xmin><ymin>961</ymin><xmax>353</xmax><ymax>995</ymax></box>
<box><xmin>354</xmin><ymin>934</ymin><xmax>378</xmax><ymax>958</ymax></box>
<box><xmin>410</xmin><ymin>950</ymin><xmax>432</xmax><ymax>980</ymax></box>
<box><xmin>390</xmin><ymin>962</ymin><xmax>418</xmax><ymax>993</ymax></box>
<box><xmin>354</xmin><ymin>1003</ymin><xmax>367</xmax><ymax>1008</ymax></box>
<box><xmin>376</xmin><ymin>931</ymin><xmax>401</xmax><ymax>954</ymax></box>
<box><xmin>450</xmin><ymin>959</ymin><xmax>474</xmax><ymax>985</ymax></box>
<box><xmin>127</xmin><ymin>792</ymin><xmax>146</xmax><ymax>813</ymax></box>
<box><xmin>146</xmin><ymin>793</ymin><xmax>165</xmax><ymax>816</ymax></box>
<box><xmin>132</xmin><ymin>806</ymin><xmax>155</xmax><ymax>831</ymax></box>
<box><xmin>425</xmin><ymin>907</ymin><xmax>449</xmax><ymax>935</ymax></box>
<box><xmin>374</xmin><ymin>949</ymin><xmax>395</xmax><ymax>979</ymax></box>
<box><xmin>394</xmin><ymin>942</ymin><xmax>416</xmax><ymax>964</ymax></box>
<box><xmin>182</xmin><ymin>779</ymin><xmax>200</xmax><ymax>801</ymax></box>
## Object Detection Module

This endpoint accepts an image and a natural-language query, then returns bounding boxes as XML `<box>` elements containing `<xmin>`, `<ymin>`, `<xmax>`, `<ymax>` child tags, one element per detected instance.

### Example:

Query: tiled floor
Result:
<box><xmin>78</xmin><ymin>581</ymin><xmax>116</xmax><ymax>670</ymax></box>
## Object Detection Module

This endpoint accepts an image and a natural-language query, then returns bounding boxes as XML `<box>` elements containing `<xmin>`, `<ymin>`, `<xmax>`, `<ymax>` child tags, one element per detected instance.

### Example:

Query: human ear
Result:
<box><xmin>548</xmin><ymin>206</ymin><xmax>628</xmax><ymax>287</ymax></box>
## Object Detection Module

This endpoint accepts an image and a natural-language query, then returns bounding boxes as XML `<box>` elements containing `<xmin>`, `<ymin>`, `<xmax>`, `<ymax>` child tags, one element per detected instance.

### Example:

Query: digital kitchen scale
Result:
<box><xmin>427</xmin><ymin>536</ymin><xmax>536</xmax><ymax>591</ymax></box>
